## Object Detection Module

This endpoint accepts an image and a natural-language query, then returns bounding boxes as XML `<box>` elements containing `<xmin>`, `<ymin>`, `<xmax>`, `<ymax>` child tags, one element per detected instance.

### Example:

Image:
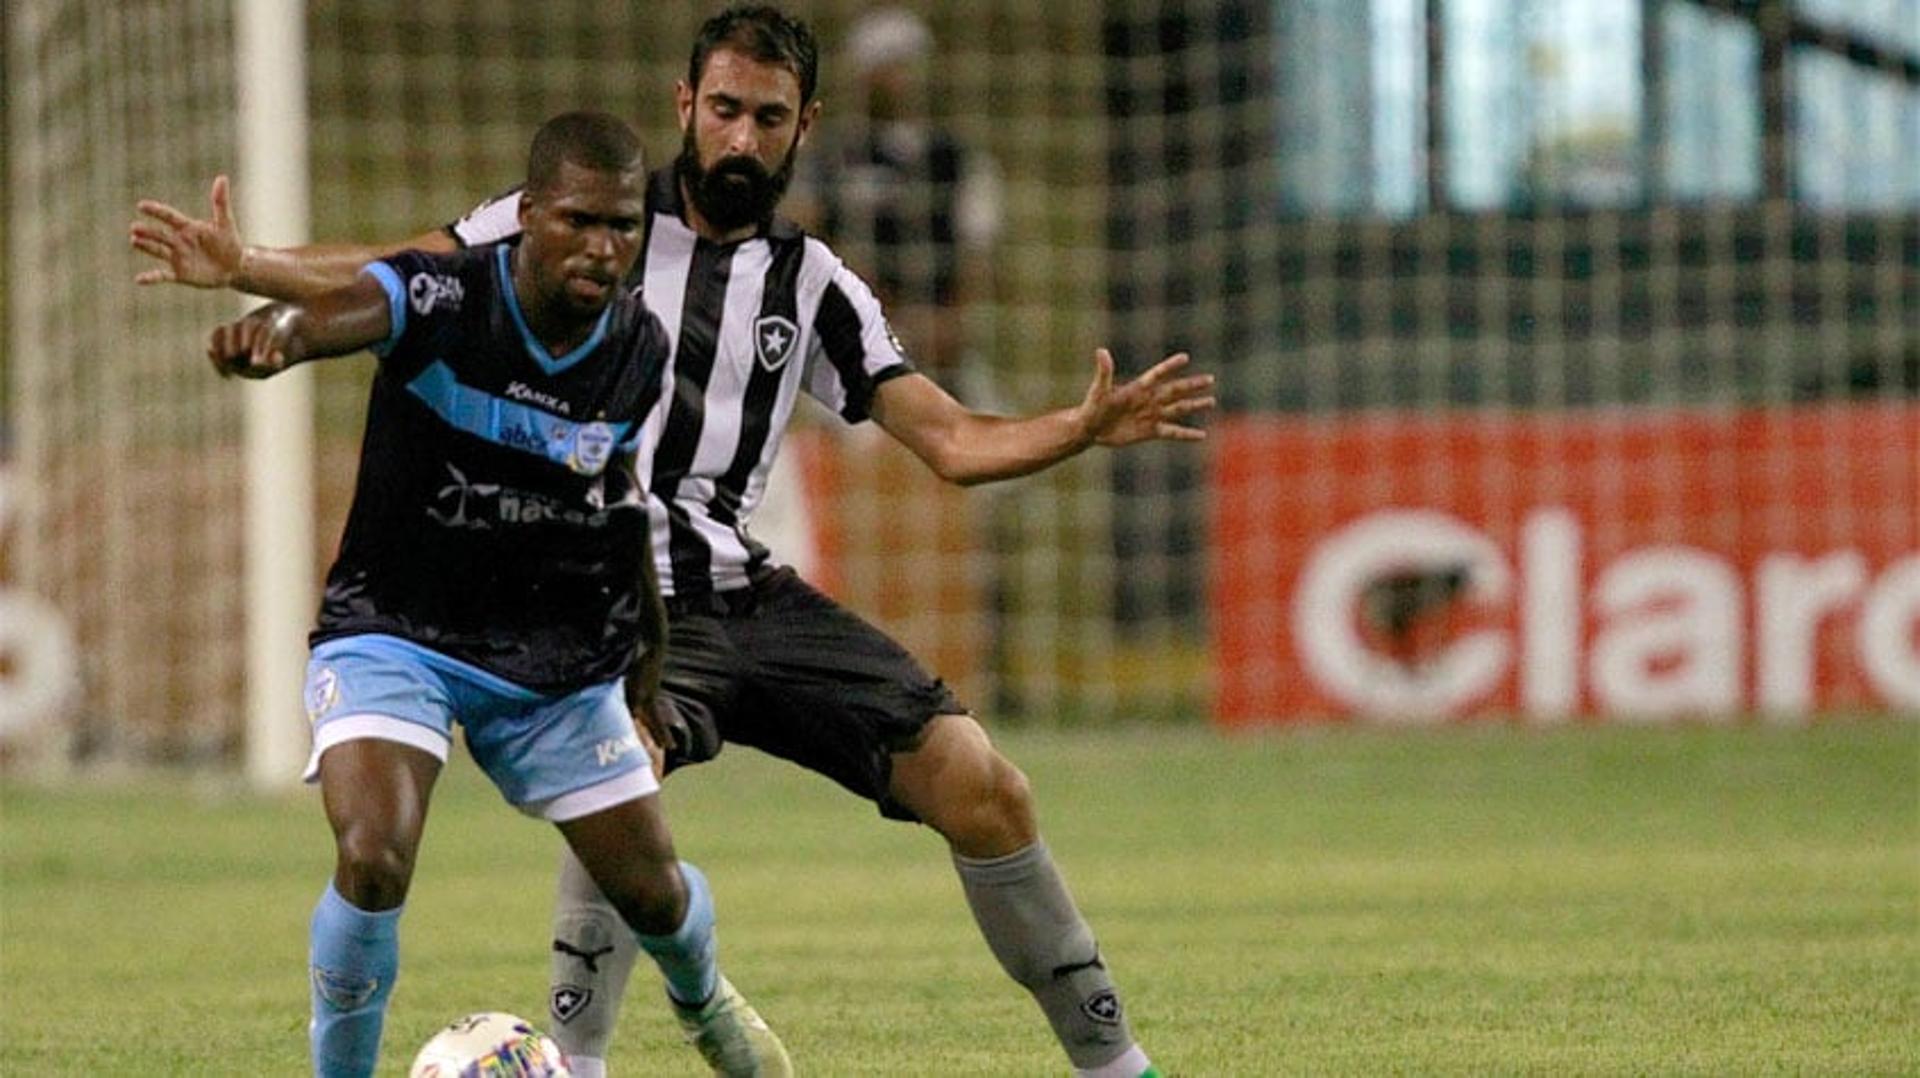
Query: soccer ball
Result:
<box><xmin>408</xmin><ymin>1011</ymin><xmax>573</xmax><ymax>1077</ymax></box>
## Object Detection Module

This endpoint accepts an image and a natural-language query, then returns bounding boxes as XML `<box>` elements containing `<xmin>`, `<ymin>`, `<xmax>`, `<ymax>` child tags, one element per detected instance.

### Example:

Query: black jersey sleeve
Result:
<box><xmin>360</xmin><ymin>248</ymin><xmax>474</xmax><ymax>367</ymax></box>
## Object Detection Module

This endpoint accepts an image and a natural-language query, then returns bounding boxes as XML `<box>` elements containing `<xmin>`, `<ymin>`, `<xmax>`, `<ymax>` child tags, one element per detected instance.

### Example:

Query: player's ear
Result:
<box><xmin>794</xmin><ymin>99</ymin><xmax>823</xmax><ymax>150</ymax></box>
<box><xmin>675</xmin><ymin>79</ymin><xmax>695</xmax><ymax>130</ymax></box>
<box><xmin>517</xmin><ymin>191</ymin><xmax>532</xmax><ymax>230</ymax></box>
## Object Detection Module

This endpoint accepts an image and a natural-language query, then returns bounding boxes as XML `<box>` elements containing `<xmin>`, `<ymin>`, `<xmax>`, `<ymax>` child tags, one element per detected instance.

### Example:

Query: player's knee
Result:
<box><xmin>601</xmin><ymin>856</ymin><xmax>687</xmax><ymax>937</ymax></box>
<box><xmin>332</xmin><ymin>825</ymin><xmax>416</xmax><ymax>910</ymax></box>
<box><xmin>981</xmin><ymin>753</ymin><xmax>1037</xmax><ymax>835</ymax></box>
<box><xmin>935</xmin><ymin>750</ymin><xmax>1038</xmax><ymax>855</ymax></box>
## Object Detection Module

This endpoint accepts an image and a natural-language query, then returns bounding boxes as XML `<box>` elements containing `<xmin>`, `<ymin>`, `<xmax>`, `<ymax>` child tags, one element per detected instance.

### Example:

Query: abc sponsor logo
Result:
<box><xmin>498</xmin><ymin>418</ymin><xmax>616</xmax><ymax>477</ymax></box>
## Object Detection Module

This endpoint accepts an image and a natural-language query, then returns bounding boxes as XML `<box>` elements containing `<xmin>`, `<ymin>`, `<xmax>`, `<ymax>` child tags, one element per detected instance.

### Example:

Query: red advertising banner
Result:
<box><xmin>1211</xmin><ymin>403</ymin><xmax>1920</xmax><ymax>725</ymax></box>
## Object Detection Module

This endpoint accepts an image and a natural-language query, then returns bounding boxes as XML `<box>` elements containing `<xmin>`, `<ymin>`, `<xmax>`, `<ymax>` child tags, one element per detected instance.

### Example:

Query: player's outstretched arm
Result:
<box><xmin>205</xmin><ymin>274</ymin><xmax>393</xmax><ymax>380</ymax></box>
<box><xmin>132</xmin><ymin>174</ymin><xmax>456</xmax><ymax>301</ymax></box>
<box><xmin>871</xmin><ymin>348</ymin><xmax>1216</xmax><ymax>486</ymax></box>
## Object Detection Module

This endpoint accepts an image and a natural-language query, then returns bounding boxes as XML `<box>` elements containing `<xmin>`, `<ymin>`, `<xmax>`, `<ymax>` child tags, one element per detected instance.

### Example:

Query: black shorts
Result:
<box><xmin>658</xmin><ymin>567</ymin><xmax>966</xmax><ymax>820</ymax></box>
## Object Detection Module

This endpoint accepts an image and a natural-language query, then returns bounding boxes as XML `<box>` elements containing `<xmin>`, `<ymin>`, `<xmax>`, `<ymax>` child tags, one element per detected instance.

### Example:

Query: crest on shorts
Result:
<box><xmin>754</xmin><ymin>315</ymin><xmax>799</xmax><ymax>372</ymax></box>
<box><xmin>304</xmin><ymin>667</ymin><xmax>339</xmax><ymax>724</ymax></box>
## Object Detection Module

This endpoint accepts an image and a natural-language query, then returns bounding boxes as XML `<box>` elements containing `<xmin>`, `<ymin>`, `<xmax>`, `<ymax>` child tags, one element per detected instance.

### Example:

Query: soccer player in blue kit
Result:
<box><xmin>204</xmin><ymin>110</ymin><xmax>790</xmax><ymax>1077</ymax></box>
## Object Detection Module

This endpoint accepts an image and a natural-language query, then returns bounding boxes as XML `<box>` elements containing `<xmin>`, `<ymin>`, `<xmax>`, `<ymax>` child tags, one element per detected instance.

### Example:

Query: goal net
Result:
<box><xmin>5</xmin><ymin>1</ymin><xmax>1914</xmax><ymax>774</ymax></box>
<box><xmin>6</xmin><ymin>0</ymin><xmax>244</xmax><ymax>766</ymax></box>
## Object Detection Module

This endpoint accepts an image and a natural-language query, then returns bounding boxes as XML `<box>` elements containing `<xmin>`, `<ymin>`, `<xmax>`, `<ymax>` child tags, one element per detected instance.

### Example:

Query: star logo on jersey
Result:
<box><xmin>754</xmin><ymin>315</ymin><xmax>800</xmax><ymax>372</ymax></box>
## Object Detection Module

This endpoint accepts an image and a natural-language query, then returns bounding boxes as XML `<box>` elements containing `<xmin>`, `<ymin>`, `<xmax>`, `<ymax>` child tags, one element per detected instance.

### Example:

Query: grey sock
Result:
<box><xmin>547</xmin><ymin>848</ymin><xmax>640</xmax><ymax>1063</ymax></box>
<box><xmin>955</xmin><ymin>841</ymin><xmax>1138</xmax><ymax>1070</ymax></box>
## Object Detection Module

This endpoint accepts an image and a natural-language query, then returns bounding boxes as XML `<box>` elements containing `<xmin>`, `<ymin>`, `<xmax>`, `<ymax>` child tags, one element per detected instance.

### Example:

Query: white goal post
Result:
<box><xmin>235</xmin><ymin>0</ymin><xmax>315</xmax><ymax>790</ymax></box>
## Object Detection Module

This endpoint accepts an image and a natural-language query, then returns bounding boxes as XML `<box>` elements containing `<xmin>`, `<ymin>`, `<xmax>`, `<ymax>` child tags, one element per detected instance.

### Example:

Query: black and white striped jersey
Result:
<box><xmin>448</xmin><ymin>170</ymin><xmax>916</xmax><ymax>597</ymax></box>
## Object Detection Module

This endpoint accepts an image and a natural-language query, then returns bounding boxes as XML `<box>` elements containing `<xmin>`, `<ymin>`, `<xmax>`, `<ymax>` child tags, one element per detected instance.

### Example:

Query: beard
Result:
<box><xmin>675</xmin><ymin>129</ymin><xmax>796</xmax><ymax>232</ymax></box>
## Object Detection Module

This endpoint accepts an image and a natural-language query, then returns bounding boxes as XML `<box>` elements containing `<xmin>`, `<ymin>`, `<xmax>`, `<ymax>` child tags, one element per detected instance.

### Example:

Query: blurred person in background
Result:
<box><xmin>788</xmin><ymin>6</ymin><xmax>1004</xmax><ymax>405</ymax></box>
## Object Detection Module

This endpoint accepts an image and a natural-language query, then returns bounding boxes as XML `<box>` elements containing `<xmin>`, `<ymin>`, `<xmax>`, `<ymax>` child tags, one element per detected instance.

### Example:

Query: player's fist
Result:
<box><xmin>208</xmin><ymin>305</ymin><xmax>302</xmax><ymax>379</ymax></box>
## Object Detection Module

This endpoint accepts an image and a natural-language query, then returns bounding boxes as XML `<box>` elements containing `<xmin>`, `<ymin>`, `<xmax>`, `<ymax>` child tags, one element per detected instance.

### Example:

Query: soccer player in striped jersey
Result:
<box><xmin>132</xmin><ymin>9</ymin><xmax>1212</xmax><ymax>1076</ymax></box>
<box><xmin>197</xmin><ymin>111</ymin><xmax>788</xmax><ymax>1078</ymax></box>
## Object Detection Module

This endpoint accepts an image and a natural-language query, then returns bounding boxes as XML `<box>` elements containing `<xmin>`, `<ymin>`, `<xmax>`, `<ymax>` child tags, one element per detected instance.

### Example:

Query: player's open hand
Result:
<box><xmin>207</xmin><ymin>305</ymin><xmax>301</xmax><ymax>379</ymax></box>
<box><xmin>1075</xmin><ymin>349</ymin><xmax>1216</xmax><ymax>447</ymax></box>
<box><xmin>131</xmin><ymin>174</ymin><xmax>244</xmax><ymax>289</ymax></box>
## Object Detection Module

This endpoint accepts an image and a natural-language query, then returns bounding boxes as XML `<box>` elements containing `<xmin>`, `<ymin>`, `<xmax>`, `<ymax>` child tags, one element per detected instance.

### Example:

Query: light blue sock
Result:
<box><xmin>309</xmin><ymin>881</ymin><xmax>402</xmax><ymax>1078</ymax></box>
<box><xmin>636</xmin><ymin>861</ymin><xmax>718</xmax><ymax>1007</ymax></box>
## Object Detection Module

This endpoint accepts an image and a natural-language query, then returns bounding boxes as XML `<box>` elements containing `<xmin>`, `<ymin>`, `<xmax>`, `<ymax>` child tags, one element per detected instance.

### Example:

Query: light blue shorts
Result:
<box><xmin>301</xmin><ymin>634</ymin><xmax>657</xmax><ymax>821</ymax></box>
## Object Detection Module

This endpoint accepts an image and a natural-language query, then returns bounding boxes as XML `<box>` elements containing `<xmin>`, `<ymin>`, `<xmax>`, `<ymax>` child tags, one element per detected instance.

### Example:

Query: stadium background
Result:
<box><xmin>1</xmin><ymin>3</ymin><xmax>1915</xmax><ymax>1074</ymax></box>
<box><xmin>4</xmin><ymin>0</ymin><xmax>1915</xmax><ymax>765</ymax></box>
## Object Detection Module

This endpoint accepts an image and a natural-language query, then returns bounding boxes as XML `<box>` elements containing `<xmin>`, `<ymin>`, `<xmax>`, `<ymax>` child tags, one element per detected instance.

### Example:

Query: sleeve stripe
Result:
<box><xmin>815</xmin><ymin>280</ymin><xmax>879</xmax><ymax>421</ymax></box>
<box><xmin>869</xmin><ymin>363</ymin><xmax>915</xmax><ymax>391</ymax></box>
<box><xmin>360</xmin><ymin>261</ymin><xmax>407</xmax><ymax>356</ymax></box>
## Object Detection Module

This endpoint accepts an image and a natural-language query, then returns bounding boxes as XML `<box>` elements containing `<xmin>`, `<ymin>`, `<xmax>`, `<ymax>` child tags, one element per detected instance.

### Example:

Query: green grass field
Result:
<box><xmin>3</xmin><ymin>722</ymin><xmax>1915</xmax><ymax>1075</ymax></box>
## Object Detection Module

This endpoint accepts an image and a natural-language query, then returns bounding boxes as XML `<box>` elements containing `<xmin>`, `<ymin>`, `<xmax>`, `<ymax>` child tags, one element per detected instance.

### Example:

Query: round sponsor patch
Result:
<box><xmin>567</xmin><ymin>422</ymin><xmax>616</xmax><ymax>476</ymax></box>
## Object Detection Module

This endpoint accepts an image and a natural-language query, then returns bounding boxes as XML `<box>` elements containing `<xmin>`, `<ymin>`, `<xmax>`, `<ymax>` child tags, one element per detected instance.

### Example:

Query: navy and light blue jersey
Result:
<box><xmin>314</xmin><ymin>243</ymin><xmax>670</xmax><ymax>692</ymax></box>
<box><xmin>448</xmin><ymin>170</ymin><xmax>916</xmax><ymax>597</ymax></box>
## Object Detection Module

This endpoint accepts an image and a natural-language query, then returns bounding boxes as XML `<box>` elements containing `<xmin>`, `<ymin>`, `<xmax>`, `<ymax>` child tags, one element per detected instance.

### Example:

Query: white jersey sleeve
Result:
<box><xmin>802</xmin><ymin>256</ymin><xmax>915</xmax><ymax>423</ymax></box>
<box><xmin>446</xmin><ymin>186</ymin><xmax>526</xmax><ymax>247</ymax></box>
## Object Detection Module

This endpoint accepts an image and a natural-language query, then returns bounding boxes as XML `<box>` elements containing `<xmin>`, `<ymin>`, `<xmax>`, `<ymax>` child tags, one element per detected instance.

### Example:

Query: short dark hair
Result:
<box><xmin>689</xmin><ymin>5</ymin><xmax>819</xmax><ymax>105</ymax></box>
<box><xmin>526</xmin><ymin>110</ymin><xmax>644</xmax><ymax>194</ymax></box>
